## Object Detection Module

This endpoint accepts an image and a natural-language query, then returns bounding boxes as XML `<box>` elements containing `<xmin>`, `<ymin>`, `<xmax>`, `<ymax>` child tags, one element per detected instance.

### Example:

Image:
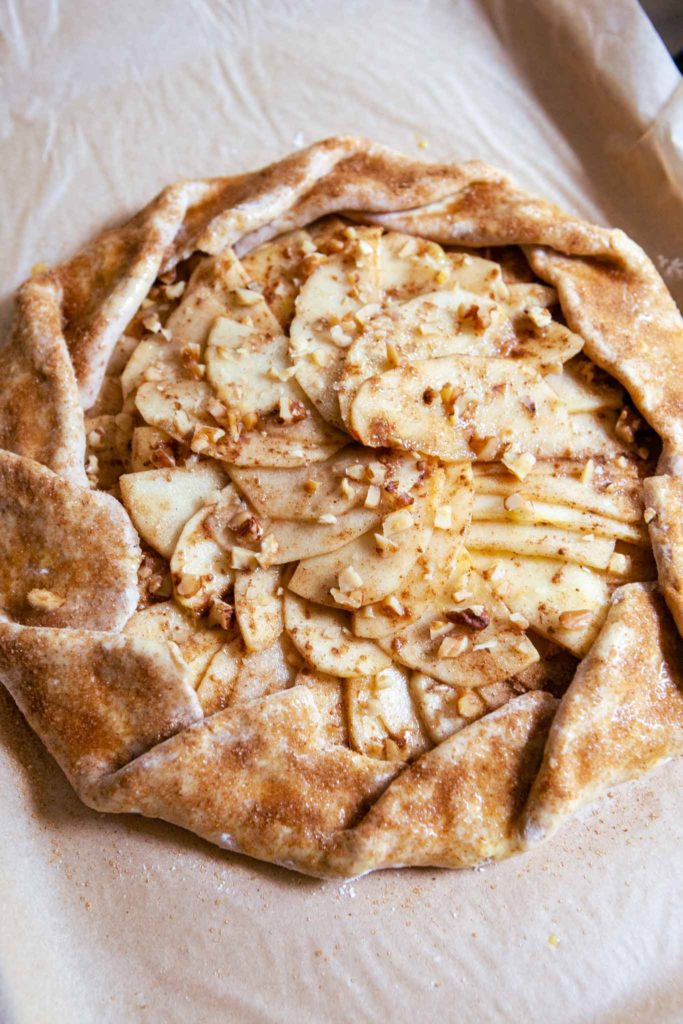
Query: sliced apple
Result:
<box><xmin>121</xmin><ymin>337</ymin><xmax>175</xmax><ymax>398</ymax></box>
<box><xmin>241</xmin><ymin>229</ymin><xmax>314</xmax><ymax>327</ymax></box>
<box><xmin>569</xmin><ymin>409</ymin><xmax>632</xmax><ymax>459</ymax></box>
<box><xmin>196</xmin><ymin>634</ymin><xmax>299</xmax><ymax>716</ymax></box>
<box><xmin>346</xmin><ymin>664</ymin><xmax>430</xmax><ymax>761</ymax></box>
<box><xmin>465</xmin><ymin>521</ymin><xmax>615</xmax><ymax>569</ymax></box>
<box><xmin>447</xmin><ymin>250</ymin><xmax>510</xmax><ymax>301</ymax></box>
<box><xmin>544</xmin><ymin>358</ymin><xmax>624</xmax><ymax>413</ymax></box>
<box><xmin>294</xmin><ymin>668</ymin><xmax>347</xmax><ymax>746</ymax></box>
<box><xmin>380</xmin><ymin>231</ymin><xmax>456</xmax><ymax>301</ymax></box>
<box><xmin>119</xmin><ymin>464</ymin><xmax>226</xmax><ymax>559</ymax></box>
<box><xmin>472</xmin><ymin>460</ymin><xmax>643</xmax><ymax>523</ymax></box>
<box><xmin>507</xmin><ymin>315</ymin><xmax>584</xmax><ymax>370</ymax></box>
<box><xmin>123</xmin><ymin>601</ymin><xmax>226</xmax><ymax>689</ymax></box>
<box><xmin>265</xmin><ymin>508</ymin><xmax>382</xmax><ymax>563</ymax></box>
<box><xmin>234</xmin><ymin>567</ymin><xmax>283</xmax><ymax>651</ymax></box>
<box><xmin>290</xmin><ymin>226</ymin><xmax>381</xmax><ymax>429</ymax></box>
<box><xmin>379</xmin><ymin>562</ymin><xmax>538</xmax><ymax>687</ymax></box>
<box><xmin>506</xmin><ymin>282</ymin><xmax>558</xmax><ymax>310</ymax></box>
<box><xmin>352</xmin><ymin>462</ymin><xmax>473</xmax><ymax>638</ymax></box>
<box><xmin>410</xmin><ymin>673</ymin><xmax>473</xmax><ymax>744</ymax></box>
<box><xmin>130</xmin><ymin>425</ymin><xmax>192</xmax><ymax>472</ymax></box>
<box><xmin>288</xmin><ymin>465</ymin><xmax>444</xmax><ymax>607</ymax></box>
<box><xmin>283</xmin><ymin>592</ymin><xmax>391</xmax><ymax>677</ymax></box>
<box><xmin>349</xmin><ymin>356</ymin><xmax>582</xmax><ymax>461</ymax></box>
<box><xmin>164</xmin><ymin>246</ymin><xmax>250</xmax><ymax>349</ymax></box>
<box><xmin>135</xmin><ymin>379</ymin><xmax>344</xmax><ymax>468</ymax></box>
<box><xmin>338</xmin><ymin>289</ymin><xmax>508</xmax><ymax>426</ymax></box>
<box><xmin>472</xmin><ymin>493</ymin><xmax>648</xmax><ymax>545</ymax></box>
<box><xmin>471</xmin><ymin>552</ymin><xmax>611</xmax><ymax>657</ymax></box>
<box><xmin>228</xmin><ymin>447</ymin><xmax>421</xmax><ymax>522</ymax></box>
<box><xmin>170</xmin><ymin>505</ymin><xmax>234</xmax><ymax>615</ymax></box>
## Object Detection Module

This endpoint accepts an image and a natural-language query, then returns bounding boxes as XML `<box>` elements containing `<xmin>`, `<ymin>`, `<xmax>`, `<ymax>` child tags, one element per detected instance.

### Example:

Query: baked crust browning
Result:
<box><xmin>0</xmin><ymin>621</ymin><xmax>202</xmax><ymax>785</ymax></box>
<box><xmin>0</xmin><ymin>278</ymin><xmax>86</xmax><ymax>484</ymax></box>
<box><xmin>523</xmin><ymin>584</ymin><xmax>683</xmax><ymax>845</ymax></box>
<box><xmin>0</xmin><ymin>449</ymin><xmax>140</xmax><ymax>631</ymax></box>
<box><xmin>643</xmin><ymin>476</ymin><xmax>683</xmax><ymax>635</ymax></box>
<box><xmin>88</xmin><ymin>686</ymin><xmax>399</xmax><ymax>874</ymax></box>
<box><xmin>326</xmin><ymin>691</ymin><xmax>557</xmax><ymax>876</ymax></box>
<box><xmin>0</xmin><ymin>136</ymin><xmax>681</xmax><ymax>877</ymax></box>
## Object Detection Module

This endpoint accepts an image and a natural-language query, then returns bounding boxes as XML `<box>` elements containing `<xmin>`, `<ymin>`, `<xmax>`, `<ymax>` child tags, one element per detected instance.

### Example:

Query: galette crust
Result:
<box><xmin>1</xmin><ymin>136</ymin><xmax>682</xmax><ymax>877</ymax></box>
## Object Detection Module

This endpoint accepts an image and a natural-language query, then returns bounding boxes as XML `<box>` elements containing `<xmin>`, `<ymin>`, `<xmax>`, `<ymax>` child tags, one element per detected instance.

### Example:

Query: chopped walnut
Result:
<box><xmin>438</xmin><ymin>635</ymin><xmax>469</xmax><ymax>659</ymax></box>
<box><xmin>382</xmin><ymin>509</ymin><xmax>414</xmax><ymax>536</ymax></box>
<box><xmin>502</xmin><ymin>449</ymin><xmax>536</xmax><ymax>480</ymax></box>
<box><xmin>208</xmin><ymin>598</ymin><xmax>235</xmax><ymax>631</ymax></box>
<box><xmin>318</xmin><ymin>513</ymin><xmax>338</xmax><ymax>525</ymax></box>
<box><xmin>446</xmin><ymin>607</ymin><xmax>490</xmax><ymax>631</ymax></box>
<box><xmin>382</xmin><ymin>594</ymin><xmax>405</xmax><ymax>618</ymax></box>
<box><xmin>27</xmin><ymin>588</ymin><xmax>65</xmax><ymax>611</ymax></box>
<box><xmin>558</xmin><ymin>609</ymin><xmax>593</xmax><ymax>630</ymax></box>
<box><xmin>373</xmin><ymin>532</ymin><xmax>399</xmax><ymax>555</ymax></box>
<box><xmin>338</xmin><ymin>566</ymin><xmax>364</xmax><ymax>593</ymax></box>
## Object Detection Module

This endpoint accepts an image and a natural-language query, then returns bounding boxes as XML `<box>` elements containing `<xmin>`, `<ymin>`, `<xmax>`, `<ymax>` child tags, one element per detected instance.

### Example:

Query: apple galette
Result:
<box><xmin>1</xmin><ymin>137</ymin><xmax>682</xmax><ymax>876</ymax></box>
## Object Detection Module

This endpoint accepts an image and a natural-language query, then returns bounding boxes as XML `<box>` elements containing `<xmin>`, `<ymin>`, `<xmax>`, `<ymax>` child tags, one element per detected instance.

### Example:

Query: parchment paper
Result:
<box><xmin>1</xmin><ymin>2</ymin><xmax>683</xmax><ymax>1021</ymax></box>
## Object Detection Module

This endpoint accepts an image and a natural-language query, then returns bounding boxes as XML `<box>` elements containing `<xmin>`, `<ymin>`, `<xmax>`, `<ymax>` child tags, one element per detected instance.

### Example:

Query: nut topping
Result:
<box><xmin>27</xmin><ymin>588</ymin><xmax>65</xmax><ymax>611</ymax></box>
<box><xmin>446</xmin><ymin>607</ymin><xmax>491</xmax><ymax>631</ymax></box>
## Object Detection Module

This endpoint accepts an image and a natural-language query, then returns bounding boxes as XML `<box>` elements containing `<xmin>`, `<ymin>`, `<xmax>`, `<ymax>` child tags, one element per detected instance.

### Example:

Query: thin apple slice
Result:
<box><xmin>164</xmin><ymin>247</ymin><xmax>249</xmax><ymax>349</ymax></box>
<box><xmin>119</xmin><ymin>464</ymin><xmax>226</xmax><ymax>559</ymax></box>
<box><xmin>294</xmin><ymin>668</ymin><xmax>347</xmax><ymax>746</ymax></box>
<box><xmin>228</xmin><ymin>447</ymin><xmax>420</xmax><ymax>522</ymax></box>
<box><xmin>510</xmin><ymin>319</ymin><xmax>584</xmax><ymax>370</ymax></box>
<box><xmin>189</xmin><ymin>249</ymin><xmax>303</xmax><ymax>421</ymax></box>
<box><xmin>290</xmin><ymin>226</ymin><xmax>382</xmax><ymax>429</ymax></box>
<box><xmin>544</xmin><ymin>358</ymin><xmax>624</xmax><ymax>413</ymax></box>
<box><xmin>471</xmin><ymin>552</ymin><xmax>611</xmax><ymax>657</ymax></box>
<box><xmin>241</xmin><ymin>229</ymin><xmax>314</xmax><ymax>327</ymax></box>
<box><xmin>352</xmin><ymin>462</ymin><xmax>473</xmax><ymax>639</ymax></box>
<box><xmin>121</xmin><ymin>249</ymin><xmax>252</xmax><ymax>399</ymax></box>
<box><xmin>380</xmin><ymin>231</ymin><xmax>453</xmax><ymax>300</ymax></box>
<box><xmin>135</xmin><ymin>379</ymin><xmax>344</xmax><ymax>467</ymax></box>
<box><xmin>130</xmin><ymin>426</ymin><xmax>192</xmax><ymax>472</ymax></box>
<box><xmin>409</xmin><ymin>672</ymin><xmax>496</xmax><ymax>744</ymax></box>
<box><xmin>196</xmin><ymin>634</ymin><xmax>299</xmax><ymax>716</ymax></box>
<box><xmin>234</xmin><ymin>567</ymin><xmax>283</xmax><ymax>651</ymax></box>
<box><xmin>349</xmin><ymin>356</ymin><xmax>580</xmax><ymax>461</ymax></box>
<box><xmin>338</xmin><ymin>289</ymin><xmax>508</xmax><ymax>426</ymax></box>
<box><xmin>283</xmin><ymin>592</ymin><xmax>391</xmax><ymax>677</ymax></box>
<box><xmin>123</xmin><ymin>601</ymin><xmax>226</xmax><ymax>689</ymax></box>
<box><xmin>170</xmin><ymin>506</ymin><xmax>234</xmax><ymax>615</ymax></box>
<box><xmin>346</xmin><ymin>664</ymin><xmax>430</xmax><ymax>761</ymax></box>
<box><xmin>447</xmin><ymin>250</ymin><xmax>510</xmax><ymax>301</ymax></box>
<box><xmin>465</xmin><ymin>521</ymin><xmax>615</xmax><ymax>569</ymax></box>
<box><xmin>379</xmin><ymin>561</ymin><xmax>538</xmax><ymax>687</ymax></box>
<box><xmin>228</xmin><ymin>434</ymin><xmax>345</xmax><ymax>468</ymax></box>
<box><xmin>569</xmin><ymin>409</ymin><xmax>632</xmax><ymax>459</ymax></box>
<box><xmin>288</xmin><ymin>465</ymin><xmax>444</xmax><ymax>608</ymax></box>
<box><xmin>265</xmin><ymin>508</ymin><xmax>382</xmax><ymax>563</ymax></box>
<box><xmin>121</xmin><ymin>337</ymin><xmax>176</xmax><ymax>398</ymax></box>
<box><xmin>472</xmin><ymin>460</ymin><xmax>643</xmax><ymax>523</ymax></box>
<box><xmin>472</xmin><ymin>494</ymin><xmax>648</xmax><ymax>545</ymax></box>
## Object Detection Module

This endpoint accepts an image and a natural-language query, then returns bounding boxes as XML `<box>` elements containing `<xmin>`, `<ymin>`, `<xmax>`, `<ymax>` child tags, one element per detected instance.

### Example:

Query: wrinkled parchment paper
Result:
<box><xmin>1</xmin><ymin>2</ymin><xmax>683</xmax><ymax>1021</ymax></box>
